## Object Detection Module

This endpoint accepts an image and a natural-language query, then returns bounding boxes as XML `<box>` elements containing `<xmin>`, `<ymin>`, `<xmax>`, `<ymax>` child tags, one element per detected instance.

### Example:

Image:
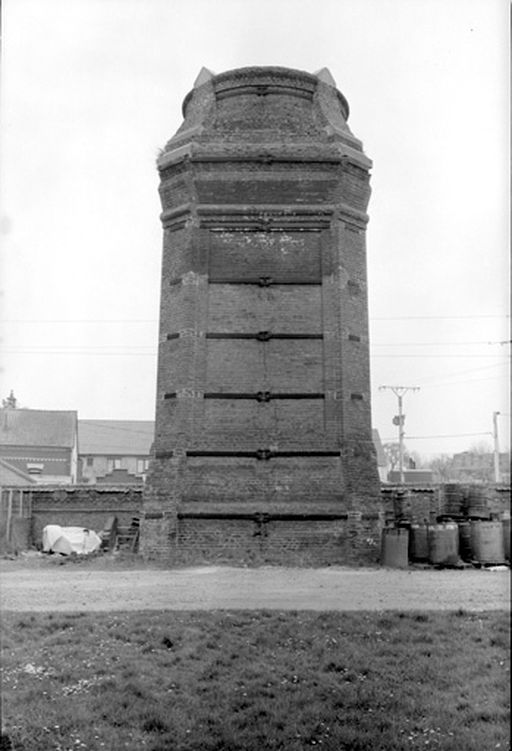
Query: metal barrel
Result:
<box><xmin>409</xmin><ymin>524</ymin><xmax>429</xmax><ymax>562</ymax></box>
<box><xmin>380</xmin><ymin>527</ymin><xmax>409</xmax><ymax>568</ymax></box>
<box><xmin>502</xmin><ymin>518</ymin><xmax>510</xmax><ymax>561</ymax></box>
<box><xmin>470</xmin><ymin>521</ymin><xmax>505</xmax><ymax>565</ymax></box>
<box><xmin>393</xmin><ymin>489</ymin><xmax>411</xmax><ymax>523</ymax></box>
<box><xmin>457</xmin><ymin>521</ymin><xmax>473</xmax><ymax>562</ymax></box>
<box><xmin>427</xmin><ymin>523</ymin><xmax>459</xmax><ymax>565</ymax></box>
<box><xmin>466</xmin><ymin>485</ymin><xmax>491</xmax><ymax>520</ymax></box>
<box><xmin>443</xmin><ymin>484</ymin><xmax>466</xmax><ymax>517</ymax></box>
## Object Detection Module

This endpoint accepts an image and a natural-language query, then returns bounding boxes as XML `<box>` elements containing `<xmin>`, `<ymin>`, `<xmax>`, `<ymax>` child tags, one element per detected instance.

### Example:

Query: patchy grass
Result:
<box><xmin>1</xmin><ymin>610</ymin><xmax>509</xmax><ymax>751</ymax></box>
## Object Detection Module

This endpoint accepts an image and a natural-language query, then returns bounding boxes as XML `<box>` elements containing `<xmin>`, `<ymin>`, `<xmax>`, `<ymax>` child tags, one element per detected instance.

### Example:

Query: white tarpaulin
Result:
<box><xmin>42</xmin><ymin>525</ymin><xmax>102</xmax><ymax>555</ymax></box>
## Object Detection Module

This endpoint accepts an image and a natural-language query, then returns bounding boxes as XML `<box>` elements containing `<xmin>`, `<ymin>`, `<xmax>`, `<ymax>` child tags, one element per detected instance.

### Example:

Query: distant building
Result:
<box><xmin>0</xmin><ymin>457</ymin><xmax>35</xmax><ymax>486</ymax></box>
<box><xmin>387</xmin><ymin>469</ymin><xmax>434</xmax><ymax>485</ymax></box>
<box><xmin>450</xmin><ymin>451</ymin><xmax>510</xmax><ymax>484</ymax></box>
<box><xmin>372</xmin><ymin>429</ymin><xmax>389</xmax><ymax>482</ymax></box>
<box><xmin>0</xmin><ymin>408</ymin><xmax>79</xmax><ymax>484</ymax></box>
<box><xmin>78</xmin><ymin>420</ymin><xmax>154</xmax><ymax>484</ymax></box>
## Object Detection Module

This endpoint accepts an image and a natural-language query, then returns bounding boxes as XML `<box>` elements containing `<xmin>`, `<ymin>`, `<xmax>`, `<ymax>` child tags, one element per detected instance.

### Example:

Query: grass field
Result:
<box><xmin>1</xmin><ymin>610</ymin><xmax>509</xmax><ymax>751</ymax></box>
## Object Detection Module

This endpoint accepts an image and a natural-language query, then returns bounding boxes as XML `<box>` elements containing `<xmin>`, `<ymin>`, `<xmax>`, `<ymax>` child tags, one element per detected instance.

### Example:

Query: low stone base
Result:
<box><xmin>141</xmin><ymin>511</ymin><xmax>384</xmax><ymax>566</ymax></box>
<box><xmin>139</xmin><ymin>512</ymin><xmax>177</xmax><ymax>560</ymax></box>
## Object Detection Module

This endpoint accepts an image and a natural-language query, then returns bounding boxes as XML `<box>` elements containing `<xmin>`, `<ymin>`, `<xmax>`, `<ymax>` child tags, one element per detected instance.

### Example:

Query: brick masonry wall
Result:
<box><xmin>173</xmin><ymin>514</ymin><xmax>382</xmax><ymax>566</ymax></box>
<box><xmin>145</xmin><ymin>66</ymin><xmax>382</xmax><ymax>548</ymax></box>
<box><xmin>381</xmin><ymin>487</ymin><xmax>440</xmax><ymax>524</ymax></box>
<box><xmin>29</xmin><ymin>486</ymin><xmax>141</xmax><ymax>547</ymax></box>
<box><xmin>181</xmin><ymin>455</ymin><xmax>345</xmax><ymax>503</ymax></box>
<box><xmin>3</xmin><ymin>483</ymin><xmax>509</xmax><ymax>560</ymax></box>
<box><xmin>488</xmin><ymin>486</ymin><xmax>511</xmax><ymax>516</ymax></box>
<box><xmin>382</xmin><ymin>484</ymin><xmax>511</xmax><ymax>523</ymax></box>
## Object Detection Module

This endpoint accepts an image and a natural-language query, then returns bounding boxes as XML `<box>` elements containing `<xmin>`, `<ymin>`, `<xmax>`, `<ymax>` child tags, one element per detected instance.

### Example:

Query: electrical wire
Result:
<box><xmin>79</xmin><ymin>421</ymin><xmax>154</xmax><ymax>436</ymax></box>
<box><xmin>381</xmin><ymin>432</ymin><xmax>493</xmax><ymax>441</ymax></box>
<box><xmin>3</xmin><ymin>313</ymin><xmax>509</xmax><ymax>324</ymax></box>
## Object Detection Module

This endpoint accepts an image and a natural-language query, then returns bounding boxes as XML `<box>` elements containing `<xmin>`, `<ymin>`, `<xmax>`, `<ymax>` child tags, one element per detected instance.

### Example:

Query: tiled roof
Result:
<box><xmin>78</xmin><ymin>420</ymin><xmax>154</xmax><ymax>455</ymax></box>
<box><xmin>0</xmin><ymin>409</ymin><xmax>77</xmax><ymax>449</ymax></box>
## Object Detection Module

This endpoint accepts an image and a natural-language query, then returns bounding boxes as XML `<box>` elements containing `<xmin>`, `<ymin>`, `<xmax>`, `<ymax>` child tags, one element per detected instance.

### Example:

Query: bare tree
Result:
<box><xmin>2</xmin><ymin>391</ymin><xmax>17</xmax><ymax>408</ymax></box>
<box><xmin>429</xmin><ymin>454</ymin><xmax>455</xmax><ymax>482</ymax></box>
<box><xmin>383</xmin><ymin>442</ymin><xmax>410</xmax><ymax>472</ymax></box>
<box><xmin>468</xmin><ymin>440</ymin><xmax>493</xmax><ymax>454</ymax></box>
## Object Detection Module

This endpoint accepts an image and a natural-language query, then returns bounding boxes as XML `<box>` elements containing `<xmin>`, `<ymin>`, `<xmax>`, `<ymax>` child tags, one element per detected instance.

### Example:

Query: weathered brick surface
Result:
<box><xmin>144</xmin><ymin>66</ymin><xmax>382</xmax><ymax>561</ymax></box>
<box><xmin>3</xmin><ymin>483</ymin><xmax>509</xmax><ymax>561</ymax></box>
<box><xmin>173</xmin><ymin>515</ymin><xmax>382</xmax><ymax>566</ymax></box>
<box><xmin>209</xmin><ymin>231</ymin><xmax>322</xmax><ymax>280</ymax></box>
<box><xmin>28</xmin><ymin>487</ymin><xmax>141</xmax><ymax>546</ymax></box>
<box><xmin>207</xmin><ymin>286</ymin><xmax>323</xmax><ymax>333</ymax></box>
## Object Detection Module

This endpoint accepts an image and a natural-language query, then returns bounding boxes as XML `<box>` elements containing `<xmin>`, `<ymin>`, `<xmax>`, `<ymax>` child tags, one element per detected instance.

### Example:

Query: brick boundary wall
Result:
<box><xmin>2</xmin><ymin>483</ymin><xmax>509</xmax><ymax>563</ymax></box>
<box><xmin>27</xmin><ymin>486</ymin><xmax>141</xmax><ymax>547</ymax></box>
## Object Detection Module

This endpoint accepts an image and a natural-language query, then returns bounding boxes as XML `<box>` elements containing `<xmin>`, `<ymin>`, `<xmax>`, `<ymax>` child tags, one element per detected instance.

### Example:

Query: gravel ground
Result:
<box><xmin>0</xmin><ymin>556</ymin><xmax>509</xmax><ymax>611</ymax></box>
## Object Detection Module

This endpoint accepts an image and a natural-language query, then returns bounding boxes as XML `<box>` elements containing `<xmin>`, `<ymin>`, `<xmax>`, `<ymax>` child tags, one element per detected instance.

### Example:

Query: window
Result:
<box><xmin>86</xmin><ymin>456</ymin><xmax>94</xmax><ymax>466</ymax></box>
<box><xmin>137</xmin><ymin>458</ymin><xmax>150</xmax><ymax>474</ymax></box>
<box><xmin>107</xmin><ymin>457</ymin><xmax>123</xmax><ymax>472</ymax></box>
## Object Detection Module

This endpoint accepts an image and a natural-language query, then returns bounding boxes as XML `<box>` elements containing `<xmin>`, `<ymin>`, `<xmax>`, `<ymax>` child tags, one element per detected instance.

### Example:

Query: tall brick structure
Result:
<box><xmin>141</xmin><ymin>66</ymin><xmax>381</xmax><ymax>563</ymax></box>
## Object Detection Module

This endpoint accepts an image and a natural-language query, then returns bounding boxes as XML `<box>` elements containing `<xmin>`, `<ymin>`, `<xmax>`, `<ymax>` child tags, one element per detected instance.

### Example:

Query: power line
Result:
<box><xmin>372</xmin><ymin>341</ymin><xmax>509</xmax><ymax>347</ymax></box>
<box><xmin>79</xmin><ymin>421</ymin><xmax>154</xmax><ymax>436</ymax></box>
<box><xmin>379</xmin><ymin>385</ymin><xmax>420</xmax><ymax>483</ymax></box>
<box><xmin>3</xmin><ymin>346</ymin><xmax>156</xmax><ymax>350</ymax></box>
<box><xmin>371</xmin><ymin>314</ymin><xmax>509</xmax><ymax>321</ymax></box>
<box><xmin>372</xmin><ymin>354</ymin><xmax>508</xmax><ymax>359</ymax></box>
<box><xmin>412</xmin><ymin>361</ymin><xmax>508</xmax><ymax>386</ymax></box>
<box><xmin>2</xmin><ymin>351</ymin><xmax>158</xmax><ymax>356</ymax></box>
<box><xmin>3</xmin><ymin>313</ymin><xmax>509</xmax><ymax>324</ymax></box>
<box><xmin>5</xmin><ymin>338</ymin><xmax>508</xmax><ymax>346</ymax></box>
<box><xmin>4</xmin><ymin>343</ymin><xmax>508</xmax><ymax>350</ymax></box>
<box><xmin>419</xmin><ymin>375</ymin><xmax>508</xmax><ymax>388</ymax></box>
<box><xmin>382</xmin><ymin>432</ymin><xmax>493</xmax><ymax>441</ymax></box>
<box><xmin>1</xmin><ymin>319</ymin><xmax>157</xmax><ymax>324</ymax></box>
<box><xmin>3</xmin><ymin>348</ymin><xmax>510</xmax><ymax>359</ymax></box>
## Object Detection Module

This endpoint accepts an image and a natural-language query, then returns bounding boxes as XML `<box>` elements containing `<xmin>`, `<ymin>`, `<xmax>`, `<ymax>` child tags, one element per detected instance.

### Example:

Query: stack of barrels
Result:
<box><xmin>381</xmin><ymin>485</ymin><xmax>510</xmax><ymax>568</ymax></box>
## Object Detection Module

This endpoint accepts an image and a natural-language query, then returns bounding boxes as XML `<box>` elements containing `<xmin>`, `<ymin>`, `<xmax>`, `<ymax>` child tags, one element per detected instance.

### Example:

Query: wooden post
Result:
<box><xmin>6</xmin><ymin>489</ymin><xmax>13</xmax><ymax>543</ymax></box>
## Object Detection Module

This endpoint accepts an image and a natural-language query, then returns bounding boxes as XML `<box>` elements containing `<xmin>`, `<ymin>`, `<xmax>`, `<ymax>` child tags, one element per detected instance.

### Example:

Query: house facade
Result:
<box><xmin>0</xmin><ymin>408</ymin><xmax>79</xmax><ymax>484</ymax></box>
<box><xmin>371</xmin><ymin>429</ymin><xmax>389</xmax><ymax>483</ymax></box>
<box><xmin>387</xmin><ymin>469</ymin><xmax>434</xmax><ymax>484</ymax></box>
<box><xmin>450</xmin><ymin>451</ymin><xmax>510</xmax><ymax>484</ymax></box>
<box><xmin>0</xmin><ymin>458</ymin><xmax>35</xmax><ymax>486</ymax></box>
<box><xmin>78</xmin><ymin>420</ymin><xmax>154</xmax><ymax>484</ymax></box>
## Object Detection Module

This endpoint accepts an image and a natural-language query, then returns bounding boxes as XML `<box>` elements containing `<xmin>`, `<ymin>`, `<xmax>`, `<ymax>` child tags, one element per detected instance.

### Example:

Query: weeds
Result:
<box><xmin>1</xmin><ymin>610</ymin><xmax>509</xmax><ymax>750</ymax></box>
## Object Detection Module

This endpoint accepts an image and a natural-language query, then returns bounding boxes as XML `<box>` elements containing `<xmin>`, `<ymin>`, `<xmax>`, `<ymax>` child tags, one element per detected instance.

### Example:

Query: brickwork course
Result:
<box><xmin>142</xmin><ymin>66</ymin><xmax>382</xmax><ymax>563</ymax></box>
<box><xmin>1</xmin><ymin>484</ymin><xmax>510</xmax><ymax>563</ymax></box>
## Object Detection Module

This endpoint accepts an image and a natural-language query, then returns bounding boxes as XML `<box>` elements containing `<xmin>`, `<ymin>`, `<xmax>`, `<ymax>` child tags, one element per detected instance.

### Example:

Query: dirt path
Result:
<box><xmin>0</xmin><ymin>559</ymin><xmax>509</xmax><ymax>611</ymax></box>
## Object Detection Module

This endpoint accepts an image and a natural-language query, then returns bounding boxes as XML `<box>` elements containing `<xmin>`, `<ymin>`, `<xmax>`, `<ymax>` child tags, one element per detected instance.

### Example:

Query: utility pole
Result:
<box><xmin>379</xmin><ymin>385</ymin><xmax>420</xmax><ymax>484</ymax></box>
<box><xmin>492</xmin><ymin>411</ymin><xmax>501</xmax><ymax>483</ymax></box>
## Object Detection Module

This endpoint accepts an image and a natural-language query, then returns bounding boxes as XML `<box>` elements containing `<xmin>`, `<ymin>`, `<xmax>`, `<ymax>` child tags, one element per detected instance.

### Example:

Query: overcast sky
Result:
<box><xmin>1</xmin><ymin>0</ymin><xmax>509</xmax><ymax>458</ymax></box>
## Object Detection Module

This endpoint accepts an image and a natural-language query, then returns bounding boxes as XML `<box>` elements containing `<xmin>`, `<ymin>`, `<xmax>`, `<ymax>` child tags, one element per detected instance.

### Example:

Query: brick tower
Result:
<box><xmin>141</xmin><ymin>66</ymin><xmax>381</xmax><ymax>562</ymax></box>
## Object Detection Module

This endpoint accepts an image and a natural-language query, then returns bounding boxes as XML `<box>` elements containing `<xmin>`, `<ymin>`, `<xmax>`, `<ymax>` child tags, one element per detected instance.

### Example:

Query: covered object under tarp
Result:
<box><xmin>42</xmin><ymin>525</ymin><xmax>101</xmax><ymax>555</ymax></box>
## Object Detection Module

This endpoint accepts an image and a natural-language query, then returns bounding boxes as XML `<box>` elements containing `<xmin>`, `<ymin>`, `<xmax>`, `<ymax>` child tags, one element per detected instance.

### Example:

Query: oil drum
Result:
<box><xmin>427</xmin><ymin>523</ymin><xmax>459</xmax><ymax>565</ymax></box>
<box><xmin>380</xmin><ymin>527</ymin><xmax>409</xmax><ymax>568</ymax></box>
<box><xmin>470</xmin><ymin>521</ymin><xmax>505</xmax><ymax>564</ymax></box>
<box><xmin>467</xmin><ymin>485</ymin><xmax>491</xmax><ymax>519</ymax></box>
<box><xmin>409</xmin><ymin>524</ymin><xmax>429</xmax><ymax>562</ymax></box>
<box><xmin>458</xmin><ymin>521</ymin><xmax>473</xmax><ymax>562</ymax></box>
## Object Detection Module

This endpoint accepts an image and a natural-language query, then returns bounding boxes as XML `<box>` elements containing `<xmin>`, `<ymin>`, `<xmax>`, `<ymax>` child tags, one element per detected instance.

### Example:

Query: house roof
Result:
<box><xmin>0</xmin><ymin>409</ymin><xmax>77</xmax><ymax>449</ymax></box>
<box><xmin>0</xmin><ymin>458</ymin><xmax>35</xmax><ymax>485</ymax></box>
<box><xmin>78</xmin><ymin>420</ymin><xmax>154</xmax><ymax>455</ymax></box>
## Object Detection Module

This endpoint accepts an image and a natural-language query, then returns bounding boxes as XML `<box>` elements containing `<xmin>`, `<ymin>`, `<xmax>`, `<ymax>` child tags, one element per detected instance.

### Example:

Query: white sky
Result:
<box><xmin>1</xmin><ymin>0</ymin><xmax>510</xmax><ymax>458</ymax></box>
